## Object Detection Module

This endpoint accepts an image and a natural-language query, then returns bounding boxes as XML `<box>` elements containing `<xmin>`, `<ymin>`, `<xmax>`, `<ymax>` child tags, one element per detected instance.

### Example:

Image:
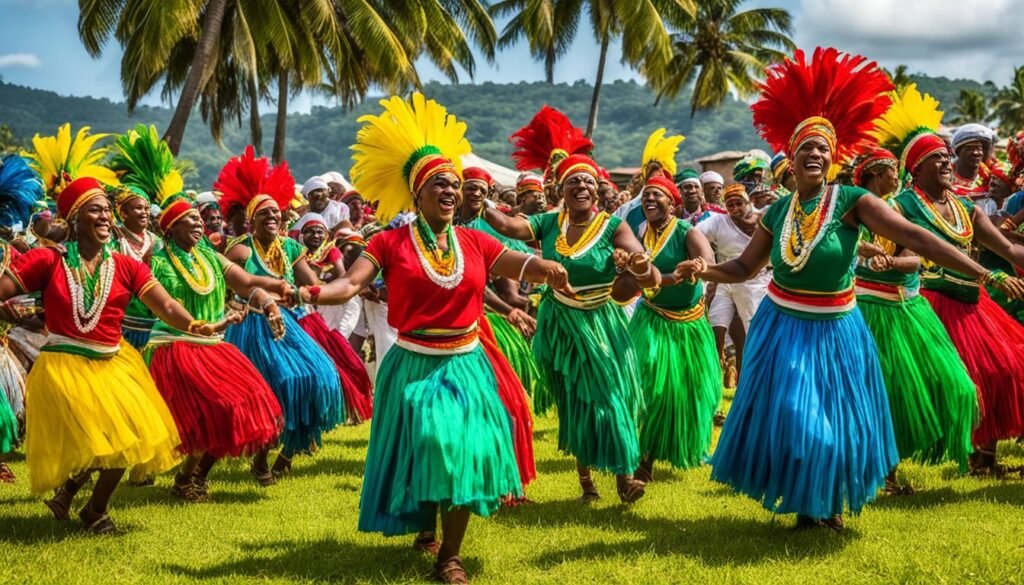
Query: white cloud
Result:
<box><xmin>0</xmin><ymin>53</ymin><xmax>41</xmax><ymax>69</ymax></box>
<box><xmin>796</xmin><ymin>0</ymin><xmax>1024</xmax><ymax>84</ymax></box>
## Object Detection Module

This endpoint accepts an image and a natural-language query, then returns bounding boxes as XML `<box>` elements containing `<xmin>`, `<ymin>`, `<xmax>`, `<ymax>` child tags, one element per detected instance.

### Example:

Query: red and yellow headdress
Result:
<box><xmin>751</xmin><ymin>47</ymin><xmax>893</xmax><ymax>163</ymax></box>
<box><xmin>870</xmin><ymin>84</ymin><xmax>947</xmax><ymax>176</ymax></box>
<box><xmin>509</xmin><ymin>106</ymin><xmax>594</xmax><ymax>183</ymax></box>
<box><xmin>644</xmin><ymin>175</ymin><xmax>681</xmax><ymax>205</ymax></box>
<box><xmin>640</xmin><ymin>128</ymin><xmax>685</xmax><ymax>180</ymax></box>
<box><xmin>462</xmin><ymin>166</ymin><xmax>494</xmax><ymax>189</ymax></box>
<box><xmin>157</xmin><ymin>195</ymin><xmax>197</xmax><ymax>232</ymax></box>
<box><xmin>349</xmin><ymin>93</ymin><xmax>470</xmax><ymax>223</ymax></box>
<box><xmin>214</xmin><ymin>145</ymin><xmax>296</xmax><ymax>224</ymax></box>
<box><xmin>57</xmin><ymin>176</ymin><xmax>107</xmax><ymax>220</ymax></box>
<box><xmin>109</xmin><ymin>124</ymin><xmax>184</xmax><ymax>214</ymax></box>
<box><xmin>25</xmin><ymin>123</ymin><xmax>119</xmax><ymax>199</ymax></box>
<box><xmin>851</xmin><ymin>147</ymin><xmax>898</xmax><ymax>187</ymax></box>
<box><xmin>723</xmin><ymin>183</ymin><xmax>749</xmax><ymax>202</ymax></box>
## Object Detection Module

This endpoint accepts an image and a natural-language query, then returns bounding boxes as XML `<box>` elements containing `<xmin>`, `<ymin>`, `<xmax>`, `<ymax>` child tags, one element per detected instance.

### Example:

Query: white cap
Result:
<box><xmin>700</xmin><ymin>171</ymin><xmax>724</xmax><ymax>185</ymax></box>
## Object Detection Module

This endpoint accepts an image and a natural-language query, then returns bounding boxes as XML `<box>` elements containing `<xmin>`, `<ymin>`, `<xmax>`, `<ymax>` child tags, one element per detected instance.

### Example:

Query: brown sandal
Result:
<box><xmin>171</xmin><ymin>474</ymin><xmax>206</xmax><ymax>503</ymax></box>
<box><xmin>822</xmin><ymin>515</ymin><xmax>844</xmax><ymax>533</ymax></box>
<box><xmin>579</xmin><ymin>474</ymin><xmax>600</xmax><ymax>503</ymax></box>
<box><xmin>883</xmin><ymin>478</ymin><xmax>915</xmax><ymax>496</ymax></box>
<box><xmin>617</xmin><ymin>478</ymin><xmax>646</xmax><ymax>504</ymax></box>
<box><xmin>0</xmin><ymin>462</ymin><xmax>15</xmax><ymax>483</ymax></box>
<box><xmin>45</xmin><ymin>486</ymin><xmax>73</xmax><ymax>521</ymax></box>
<box><xmin>413</xmin><ymin>532</ymin><xmax>441</xmax><ymax>556</ymax></box>
<box><xmin>79</xmin><ymin>506</ymin><xmax>116</xmax><ymax>535</ymax></box>
<box><xmin>250</xmin><ymin>461</ymin><xmax>276</xmax><ymax>487</ymax></box>
<box><xmin>633</xmin><ymin>460</ymin><xmax>654</xmax><ymax>484</ymax></box>
<box><xmin>271</xmin><ymin>453</ymin><xmax>292</xmax><ymax>479</ymax></box>
<box><xmin>434</xmin><ymin>556</ymin><xmax>469</xmax><ymax>584</ymax></box>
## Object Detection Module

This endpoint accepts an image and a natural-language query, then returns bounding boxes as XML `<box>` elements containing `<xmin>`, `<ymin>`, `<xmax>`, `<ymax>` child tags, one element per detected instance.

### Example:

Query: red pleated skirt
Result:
<box><xmin>922</xmin><ymin>288</ymin><xmax>1024</xmax><ymax>445</ymax></box>
<box><xmin>149</xmin><ymin>341</ymin><xmax>282</xmax><ymax>458</ymax></box>
<box><xmin>478</xmin><ymin>316</ymin><xmax>536</xmax><ymax>486</ymax></box>
<box><xmin>298</xmin><ymin>311</ymin><xmax>374</xmax><ymax>422</ymax></box>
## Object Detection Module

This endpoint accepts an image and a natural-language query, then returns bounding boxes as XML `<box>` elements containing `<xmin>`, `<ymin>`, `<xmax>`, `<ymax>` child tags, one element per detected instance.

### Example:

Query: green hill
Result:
<box><xmin>0</xmin><ymin>74</ymin><xmax>996</xmax><ymax>189</ymax></box>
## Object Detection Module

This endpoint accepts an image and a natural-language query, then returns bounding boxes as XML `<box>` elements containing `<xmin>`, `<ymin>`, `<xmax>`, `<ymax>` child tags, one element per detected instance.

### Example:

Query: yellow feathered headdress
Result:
<box><xmin>641</xmin><ymin>128</ymin><xmax>684</xmax><ymax>179</ymax></box>
<box><xmin>109</xmin><ymin>124</ymin><xmax>184</xmax><ymax>207</ymax></box>
<box><xmin>350</xmin><ymin>93</ymin><xmax>471</xmax><ymax>223</ymax></box>
<box><xmin>25</xmin><ymin>123</ymin><xmax>119</xmax><ymax>197</ymax></box>
<box><xmin>870</xmin><ymin>84</ymin><xmax>946</xmax><ymax>174</ymax></box>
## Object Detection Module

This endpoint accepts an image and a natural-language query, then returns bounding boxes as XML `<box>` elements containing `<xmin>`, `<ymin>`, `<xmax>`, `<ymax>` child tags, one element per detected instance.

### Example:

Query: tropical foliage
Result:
<box><xmin>949</xmin><ymin>89</ymin><xmax>990</xmax><ymax>126</ymax></box>
<box><xmin>991</xmin><ymin>65</ymin><xmax>1024</xmax><ymax>135</ymax></box>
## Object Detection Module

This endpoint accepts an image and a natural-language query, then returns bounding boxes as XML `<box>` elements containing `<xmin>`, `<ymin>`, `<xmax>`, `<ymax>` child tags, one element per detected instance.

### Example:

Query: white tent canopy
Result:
<box><xmin>460</xmin><ymin>153</ymin><xmax>520</xmax><ymax>187</ymax></box>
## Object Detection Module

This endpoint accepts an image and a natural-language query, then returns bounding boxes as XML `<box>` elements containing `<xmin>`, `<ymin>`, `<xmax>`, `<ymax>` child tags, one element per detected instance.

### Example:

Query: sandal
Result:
<box><xmin>579</xmin><ymin>474</ymin><xmax>600</xmax><ymax>503</ymax></box>
<box><xmin>883</xmin><ymin>477</ymin><xmax>914</xmax><ymax>496</ymax></box>
<box><xmin>171</xmin><ymin>475</ymin><xmax>205</xmax><ymax>503</ymax></box>
<box><xmin>413</xmin><ymin>532</ymin><xmax>441</xmax><ymax>556</ymax></box>
<box><xmin>617</xmin><ymin>478</ymin><xmax>646</xmax><ymax>504</ymax></box>
<box><xmin>44</xmin><ymin>486</ymin><xmax>73</xmax><ymax>521</ymax></box>
<box><xmin>271</xmin><ymin>453</ymin><xmax>292</xmax><ymax>479</ymax></box>
<box><xmin>434</xmin><ymin>556</ymin><xmax>469</xmax><ymax>584</ymax></box>
<box><xmin>250</xmin><ymin>461</ymin><xmax>276</xmax><ymax>487</ymax></box>
<box><xmin>79</xmin><ymin>506</ymin><xmax>116</xmax><ymax>536</ymax></box>
<box><xmin>633</xmin><ymin>460</ymin><xmax>654</xmax><ymax>484</ymax></box>
<box><xmin>969</xmin><ymin>449</ymin><xmax>1007</xmax><ymax>478</ymax></box>
<box><xmin>822</xmin><ymin>515</ymin><xmax>844</xmax><ymax>533</ymax></box>
<box><xmin>191</xmin><ymin>474</ymin><xmax>210</xmax><ymax>499</ymax></box>
<box><xmin>0</xmin><ymin>462</ymin><xmax>15</xmax><ymax>483</ymax></box>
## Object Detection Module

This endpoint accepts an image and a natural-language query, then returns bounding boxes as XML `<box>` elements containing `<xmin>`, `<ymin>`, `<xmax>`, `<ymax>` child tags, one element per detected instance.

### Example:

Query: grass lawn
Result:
<box><xmin>2</xmin><ymin>389</ymin><xmax>1024</xmax><ymax>584</ymax></box>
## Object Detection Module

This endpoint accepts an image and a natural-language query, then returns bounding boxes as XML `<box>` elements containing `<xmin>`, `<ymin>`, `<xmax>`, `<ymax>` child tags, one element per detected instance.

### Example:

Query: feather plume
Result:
<box><xmin>751</xmin><ymin>47</ymin><xmax>894</xmax><ymax>162</ymax></box>
<box><xmin>509</xmin><ymin>106</ymin><xmax>593</xmax><ymax>178</ymax></box>
<box><xmin>350</xmin><ymin>93</ymin><xmax>471</xmax><ymax>223</ymax></box>
<box><xmin>109</xmin><ymin>124</ymin><xmax>184</xmax><ymax>205</ymax></box>
<box><xmin>24</xmin><ymin>124</ymin><xmax>118</xmax><ymax>196</ymax></box>
<box><xmin>0</xmin><ymin>154</ymin><xmax>44</xmax><ymax>227</ymax></box>
<box><xmin>641</xmin><ymin>128</ymin><xmax>685</xmax><ymax>178</ymax></box>
<box><xmin>870</xmin><ymin>84</ymin><xmax>944</xmax><ymax>158</ymax></box>
<box><xmin>214</xmin><ymin>145</ymin><xmax>295</xmax><ymax>219</ymax></box>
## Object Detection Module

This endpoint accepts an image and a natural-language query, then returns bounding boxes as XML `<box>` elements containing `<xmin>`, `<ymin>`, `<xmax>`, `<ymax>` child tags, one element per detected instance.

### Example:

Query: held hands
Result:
<box><xmin>858</xmin><ymin>241</ymin><xmax>886</xmax><ymax>259</ymax></box>
<box><xmin>507</xmin><ymin>308</ymin><xmax>537</xmax><ymax>338</ymax></box>
<box><xmin>264</xmin><ymin>301</ymin><xmax>287</xmax><ymax>341</ymax></box>
<box><xmin>997</xmin><ymin>276</ymin><xmax>1024</xmax><ymax>301</ymax></box>
<box><xmin>868</xmin><ymin>255</ymin><xmax>896</xmax><ymax>272</ymax></box>
<box><xmin>0</xmin><ymin>299</ymin><xmax>37</xmax><ymax>323</ymax></box>
<box><xmin>672</xmin><ymin>258</ymin><xmax>707</xmax><ymax>284</ymax></box>
<box><xmin>539</xmin><ymin>260</ymin><xmax>573</xmax><ymax>295</ymax></box>
<box><xmin>611</xmin><ymin>249</ymin><xmax>652</xmax><ymax>278</ymax></box>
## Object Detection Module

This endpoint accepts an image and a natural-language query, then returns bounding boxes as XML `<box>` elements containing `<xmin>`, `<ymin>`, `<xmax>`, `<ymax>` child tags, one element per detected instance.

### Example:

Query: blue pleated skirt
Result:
<box><xmin>122</xmin><ymin>315</ymin><xmax>155</xmax><ymax>350</ymax></box>
<box><xmin>710</xmin><ymin>300</ymin><xmax>899</xmax><ymax>519</ymax></box>
<box><xmin>225</xmin><ymin>308</ymin><xmax>344</xmax><ymax>454</ymax></box>
<box><xmin>359</xmin><ymin>344</ymin><xmax>521</xmax><ymax>536</ymax></box>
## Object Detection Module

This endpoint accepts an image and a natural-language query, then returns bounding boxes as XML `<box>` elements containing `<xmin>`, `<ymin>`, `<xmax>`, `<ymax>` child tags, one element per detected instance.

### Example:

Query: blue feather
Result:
<box><xmin>0</xmin><ymin>154</ymin><xmax>44</xmax><ymax>228</ymax></box>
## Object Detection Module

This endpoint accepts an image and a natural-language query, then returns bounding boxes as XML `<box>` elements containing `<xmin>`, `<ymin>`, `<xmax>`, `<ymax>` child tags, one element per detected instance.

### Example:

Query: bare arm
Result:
<box><xmin>491</xmin><ymin>250</ymin><xmax>571</xmax><ymax>292</ymax></box>
<box><xmin>972</xmin><ymin>207</ymin><xmax>1024</xmax><ymax>269</ymax></box>
<box><xmin>292</xmin><ymin>257</ymin><xmax>319</xmax><ymax>287</ymax></box>
<box><xmin>483</xmin><ymin>207</ymin><xmax>535</xmax><ymax>241</ymax></box>
<box><xmin>612</xmin><ymin>222</ymin><xmax>661</xmax><ymax>288</ymax></box>
<box><xmin>139</xmin><ymin>282</ymin><xmax>219</xmax><ymax>335</ymax></box>
<box><xmin>0</xmin><ymin>274</ymin><xmax>21</xmax><ymax>302</ymax></box>
<box><xmin>222</xmin><ymin>260</ymin><xmax>292</xmax><ymax>300</ymax></box>
<box><xmin>682</xmin><ymin>225</ymin><xmax>772</xmax><ymax>284</ymax></box>
<box><xmin>302</xmin><ymin>256</ymin><xmax>379</xmax><ymax>305</ymax></box>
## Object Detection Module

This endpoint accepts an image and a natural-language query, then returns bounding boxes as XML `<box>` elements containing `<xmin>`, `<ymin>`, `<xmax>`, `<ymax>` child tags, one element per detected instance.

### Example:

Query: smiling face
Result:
<box><xmin>252</xmin><ymin>204</ymin><xmax>282</xmax><ymax>238</ymax></box>
<box><xmin>345</xmin><ymin>196</ymin><xmax>364</xmax><ymax>222</ymax></box>
<box><xmin>916</xmin><ymin>150</ymin><xmax>954</xmax><ymax>193</ymax></box>
<box><xmin>641</xmin><ymin>186</ymin><xmax>674</xmax><ymax>226</ymax></box>
<box><xmin>307</xmin><ymin>188</ymin><xmax>330</xmax><ymax>213</ymax></box>
<box><xmin>121</xmin><ymin>197</ymin><xmax>150</xmax><ymax>232</ymax></box>
<box><xmin>703</xmin><ymin>182</ymin><xmax>724</xmax><ymax>204</ymax></box>
<box><xmin>725</xmin><ymin>196</ymin><xmax>751</xmax><ymax>219</ymax></box>
<box><xmin>201</xmin><ymin>207</ymin><xmax>223</xmax><ymax>233</ymax></box>
<box><xmin>681</xmin><ymin>182</ymin><xmax>702</xmax><ymax>211</ymax></box>
<box><xmin>169</xmin><ymin>210</ymin><xmax>205</xmax><ymax>250</ymax></box>
<box><xmin>416</xmin><ymin>172</ymin><xmax>462</xmax><ymax>225</ymax></box>
<box><xmin>302</xmin><ymin>224</ymin><xmax>327</xmax><ymax>251</ymax></box>
<box><xmin>461</xmin><ymin>180</ymin><xmax>488</xmax><ymax>215</ymax></box>
<box><xmin>75</xmin><ymin>195</ymin><xmax>113</xmax><ymax>245</ymax></box>
<box><xmin>792</xmin><ymin>136</ymin><xmax>832</xmax><ymax>191</ymax></box>
<box><xmin>560</xmin><ymin>172</ymin><xmax>598</xmax><ymax>213</ymax></box>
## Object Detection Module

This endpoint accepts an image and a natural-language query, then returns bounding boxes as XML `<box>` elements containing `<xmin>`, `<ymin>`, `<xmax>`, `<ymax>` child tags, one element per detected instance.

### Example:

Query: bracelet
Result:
<box><xmin>1001</xmin><ymin>218</ymin><xmax>1019</xmax><ymax>231</ymax></box>
<box><xmin>309</xmin><ymin>285</ymin><xmax>322</xmax><ymax>304</ymax></box>
<box><xmin>979</xmin><ymin>269</ymin><xmax>1009</xmax><ymax>287</ymax></box>
<box><xmin>187</xmin><ymin>319</ymin><xmax>208</xmax><ymax>334</ymax></box>
<box><xmin>517</xmin><ymin>255</ymin><xmax>535</xmax><ymax>282</ymax></box>
<box><xmin>247</xmin><ymin>288</ymin><xmax>260</xmax><ymax>307</ymax></box>
<box><xmin>259</xmin><ymin>297</ymin><xmax>275</xmax><ymax>310</ymax></box>
<box><xmin>628</xmin><ymin>263</ymin><xmax>653</xmax><ymax>279</ymax></box>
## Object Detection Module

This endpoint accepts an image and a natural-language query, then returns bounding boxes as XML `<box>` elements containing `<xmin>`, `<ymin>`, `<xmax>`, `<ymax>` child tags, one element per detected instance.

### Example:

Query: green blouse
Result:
<box><xmin>464</xmin><ymin>215</ymin><xmax>534</xmax><ymax>255</ymax></box>
<box><xmin>760</xmin><ymin>184</ymin><xmax>868</xmax><ymax>294</ymax></box>
<box><xmin>893</xmin><ymin>188</ymin><xmax>978</xmax><ymax>301</ymax></box>
<box><xmin>149</xmin><ymin>241</ymin><xmax>229</xmax><ymax>333</ymax></box>
<box><xmin>644</xmin><ymin>219</ymin><xmax>703</xmax><ymax>310</ymax></box>
<box><xmin>238</xmin><ymin>235</ymin><xmax>305</xmax><ymax>285</ymax></box>
<box><xmin>854</xmin><ymin>198</ymin><xmax>920</xmax><ymax>290</ymax></box>
<box><xmin>528</xmin><ymin>211</ymin><xmax>621</xmax><ymax>288</ymax></box>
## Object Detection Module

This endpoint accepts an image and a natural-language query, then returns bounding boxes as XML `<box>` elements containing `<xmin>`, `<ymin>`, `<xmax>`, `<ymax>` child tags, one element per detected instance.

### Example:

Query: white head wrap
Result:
<box><xmin>951</xmin><ymin>124</ymin><xmax>993</xmax><ymax>152</ymax></box>
<box><xmin>699</xmin><ymin>171</ymin><xmax>724</xmax><ymax>185</ymax></box>
<box><xmin>301</xmin><ymin>177</ymin><xmax>329</xmax><ymax>197</ymax></box>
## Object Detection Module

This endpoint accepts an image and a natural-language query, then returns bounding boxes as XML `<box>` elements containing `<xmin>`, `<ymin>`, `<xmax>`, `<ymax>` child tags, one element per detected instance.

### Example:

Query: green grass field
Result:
<box><xmin>2</xmin><ymin>390</ymin><xmax>1024</xmax><ymax>584</ymax></box>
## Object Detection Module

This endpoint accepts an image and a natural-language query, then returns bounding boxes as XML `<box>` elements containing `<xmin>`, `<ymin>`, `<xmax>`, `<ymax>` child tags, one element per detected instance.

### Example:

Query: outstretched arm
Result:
<box><xmin>612</xmin><ymin>222</ymin><xmax>661</xmax><ymax>289</ymax></box>
<box><xmin>140</xmin><ymin>283</ymin><xmax>220</xmax><ymax>335</ymax></box>
<box><xmin>491</xmin><ymin>250</ymin><xmax>571</xmax><ymax>292</ymax></box>
<box><xmin>678</xmin><ymin>226</ymin><xmax>772</xmax><ymax>284</ymax></box>
<box><xmin>973</xmin><ymin>207</ymin><xmax>1024</xmax><ymax>268</ymax></box>
<box><xmin>483</xmin><ymin>207</ymin><xmax>535</xmax><ymax>241</ymax></box>
<box><xmin>300</xmin><ymin>256</ymin><xmax>378</xmax><ymax>305</ymax></box>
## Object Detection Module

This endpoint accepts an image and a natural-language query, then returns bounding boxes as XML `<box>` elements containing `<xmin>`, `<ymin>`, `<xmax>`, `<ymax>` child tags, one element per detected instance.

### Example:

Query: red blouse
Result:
<box><xmin>363</xmin><ymin>226</ymin><xmax>505</xmax><ymax>333</ymax></box>
<box><xmin>10</xmin><ymin>247</ymin><xmax>158</xmax><ymax>346</ymax></box>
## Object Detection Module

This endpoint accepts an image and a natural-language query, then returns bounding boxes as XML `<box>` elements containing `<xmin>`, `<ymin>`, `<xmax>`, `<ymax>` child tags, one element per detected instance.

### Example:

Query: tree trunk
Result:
<box><xmin>586</xmin><ymin>35</ymin><xmax>610</xmax><ymax>139</ymax></box>
<box><xmin>248</xmin><ymin>75</ymin><xmax>263</xmax><ymax>156</ymax></box>
<box><xmin>163</xmin><ymin>0</ymin><xmax>229</xmax><ymax>155</ymax></box>
<box><xmin>272</xmin><ymin>69</ymin><xmax>289</xmax><ymax>166</ymax></box>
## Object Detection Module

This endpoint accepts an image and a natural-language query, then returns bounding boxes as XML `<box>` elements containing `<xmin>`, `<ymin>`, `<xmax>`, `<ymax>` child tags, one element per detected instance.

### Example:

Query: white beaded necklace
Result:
<box><xmin>409</xmin><ymin>222</ymin><xmax>464</xmax><ymax>289</ymax></box>
<box><xmin>777</xmin><ymin>184</ymin><xmax>839</xmax><ymax>272</ymax></box>
<box><xmin>121</xmin><ymin>230</ymin><xmax>153</xmax><ymax>262</ymax></box>
<box><xmin>62</xmin><ymin>254</ymin><xmax>116</xmax><ymax>334</ymax></box>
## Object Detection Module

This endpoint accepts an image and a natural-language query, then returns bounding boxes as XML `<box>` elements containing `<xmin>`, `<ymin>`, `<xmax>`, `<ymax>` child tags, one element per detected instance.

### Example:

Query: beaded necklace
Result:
<box><xmin>251</xmin><ymin>235</ymin><xmax>289</xmax><ymax>279</ymax></box>
<box><xmin>167</xmin><ymin>241</ymin><xmax>216</xmax><ymax>295</ymax></box>
<box><xmin>643</xmin><ymin>217</ymin><xmax>677</xmax><ymax>259</ymax></box>
<box><xmin>62</xmin><ymin>241</ymin><xmax>115</xmax><ymax>334</ymax></box>
<box><xmin>555</xmin><ymin>211</ymin><xmax>609</xmax><ymax>259</ymax></box>
<box><xmin>912</xmin><ymin>186</ymin><xmax>973</xmax><ymax>247</ymax></box>
<box><xmin>779</xmin><ymin>184</ymin><xmax>838</xmax><ymax>272</ymax></box>
<box><xmin>120</xmin><ymin>229</ymin><xmax>153</xmax><ymax>262</ymax></box>
<box><xmin>410</xmin><ymin>215</ymin><xmax>464</xmax><ymax>288</ymax></box>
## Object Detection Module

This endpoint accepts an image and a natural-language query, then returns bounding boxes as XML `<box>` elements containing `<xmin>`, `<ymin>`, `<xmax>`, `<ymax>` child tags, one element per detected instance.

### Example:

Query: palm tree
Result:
<box><xmin>949</xmin><ymin>89</ymin><xmax>990</xmax><ymax>126</ymax></box>
<box><xmin>491</xmin><ymin>0</ymin><xmax>578</xmax><ymax>83</ymax></box>
<box><xmin>992</xmin><ymin>65</ymin><xmax>1024</xmax><ymax>135</ymax></box>
<box><xmin>650</xmin><ymin>0</ymin><xmax>794</xmax><ymax>117</ymax></box>
<box><xmin>886</xmin><ymin>64</ymin><xmax>912</xmax><ymax>90</ymax></box>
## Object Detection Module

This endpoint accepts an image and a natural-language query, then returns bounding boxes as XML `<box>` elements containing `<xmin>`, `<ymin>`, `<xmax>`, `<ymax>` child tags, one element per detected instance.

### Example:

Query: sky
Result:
<box><xmin>0</xmin><ymin>0</ymin><xmax>1021</xmax><ymax>114</ymax></box>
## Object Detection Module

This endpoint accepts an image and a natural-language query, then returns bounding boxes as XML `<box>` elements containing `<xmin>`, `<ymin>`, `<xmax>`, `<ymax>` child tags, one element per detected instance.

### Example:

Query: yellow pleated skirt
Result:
<box><xmin>24</xmin><ymin>340</ymin><xmax>181</xmax><ymax>494</ymax></box>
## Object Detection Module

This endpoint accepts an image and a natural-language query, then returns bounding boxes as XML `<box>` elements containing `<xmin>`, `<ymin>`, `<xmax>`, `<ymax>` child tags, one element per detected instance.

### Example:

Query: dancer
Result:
<box><xmin>872</xmin><ymin>90</ymin><xmax>1024</xmax><ymax>475</ymax></box>
<box><xmin>304</xmin><ymin>93</ymin><xmax>569</xmax><ymax>583</ymax></box>
<box><xmin>144</xmin><ymin>196</ymin><xmax>289</xmax><ymax>500</ymax></box>
<box><xmin>677</xmin><ymin>48</ymin><xmax>1021</xmax><ymax>530</ymax></box>
<box><xmin>485</xmin><ymin>106</ymin><xmax>659</xmax><ymax>503</ymax></box>
<box><xmin>216</xmin><ymin>146</ymin><xmax>345</xmax><ymax>483</ymax></box>
<box><xmin>0</xmin><ymin>176</ymin><xmax>222</xmax><ymax>533</ymax></box>
<box><xmin>619</xmin><ymin>173</ymin><xmax>721</xmax><ymax>481</ymax></box>
<box><xmin>850</xmin><ymin>132</ymin><xmax>977</xmax><ymax>489</ymax></box>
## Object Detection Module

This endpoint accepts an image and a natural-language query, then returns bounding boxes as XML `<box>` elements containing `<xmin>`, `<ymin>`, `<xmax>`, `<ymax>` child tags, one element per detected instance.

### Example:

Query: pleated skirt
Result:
<box><xmin>485</xmin><ymin>312</ymin><xmax>551</xmax><ymax>414</ymax></box>
<box><xmin>710</xmin><ymin>301</ymin><xmax>899</xmax><ymax>519</ymax></box>
<box><xmin>299</xmin><ymin>311</ymin><xmax>374</xmax><ymax>422</ymax></box>
<box><xmin>358</xmin><ymin>344</ymin><xmax>521</xmax><ymax>536</ymax></box>
<box><xmin>629</xmin><ymin>302</ymin><xmax>722</xmax><ymax>469</ymax></box>
<box><xmin>0</xmin><ymin>387</ymin><xmax>16</xmax><ymax>454</ymax></box>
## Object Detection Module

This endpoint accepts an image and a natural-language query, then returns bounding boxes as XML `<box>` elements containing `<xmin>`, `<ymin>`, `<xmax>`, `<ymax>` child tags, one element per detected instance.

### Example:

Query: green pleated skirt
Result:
<box><xmin>358</xmin><ymin>344</ymin><xmax>522</xmax><ymax>536</ymax></box>
<box><xmin>532</xmin><ymin>298</ymin><xmax>643</xmax><ymax>474</ymax></box>
<box><xmin>0</xmin><ymin>388</ymin><xmax>15</xmax><ymax>454</ymax></box>
<box><xmin>858</xmin><ymin>293</ymin><xmax>978</xmax><ymax>470</ymax></box>
<box><xmin>629</xmin><ymin>302</ymin><xmax>722</xmax><ymax>469</ymax></box>
<box><xmin>485</xmin><ymin>311</ymin><xmax>551</xmax><ymax>414</ymax></box>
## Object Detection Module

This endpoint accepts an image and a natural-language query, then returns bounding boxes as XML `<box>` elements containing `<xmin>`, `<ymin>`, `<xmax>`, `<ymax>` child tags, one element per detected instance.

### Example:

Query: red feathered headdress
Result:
<box><xmin>852</xmin><ymin>147</ymin><xmax>898</xmax><ymax>187</ymax></box>
<box><xmin>752</xmin><ymin>47</ymin><xmax>893</xmax><ymax>164</ymax></box>
<box><xmin>509</xmin><ymin>106</ymin><xmax>594</xmax><ymax>181</ymax></box>
<box><xmin>214</xmin><ymin>145</ymin><xmax>295</xmax><ymax>222</ymax></box>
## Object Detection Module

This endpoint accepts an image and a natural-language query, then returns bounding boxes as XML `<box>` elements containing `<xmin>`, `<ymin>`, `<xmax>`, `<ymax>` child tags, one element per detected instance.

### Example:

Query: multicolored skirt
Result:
<box><xmin>226</xmin><ymin>308</ymin><xmax>344</xmax><ymax>454</ymax></box>
<box><xmin>298</xmin><ymin>310</ymin><xmax>374</xmax><ymax>422</ymax></box>
<box><xmin>858</xmin><ymin>293</ymin><xmax>977</xmax><ymax>469</ymax></box>
<box><xmin>479</xmin><ymin>316</ymin><xmax>535</xmax><ymax>486</ymax></box>
<box><xmin>24</xmin><ymin>340</ymin><xmax>181</xmax><ymax>494</ymax></box>
<box><xmin>0</xmin><ymin>342</ymin><xmax>25</xmax><ymax>418</ymax></box>
<box><xmin>922</xmin><ymin>288</ymin><xmax>1024</xmax><ymax>445</ymax></box>
<box><xmin>532</xmin><ymin>297</ymin><xmax>643</xmax><ymax>475</ymax></box>
<box><xmin>359</xmin><ymin>343</ymin><xmax>521</xmax><ymax>536</ymax></box>
<box><xmin>628</xmin><ymin>301</ymin><xmax>721</xmax><ymax>469</ymax></box>
<box><xmin>145</xmin><ymin>337</ymin><xmax>283</xmax><ymax>458</ymax></box>
<box><xmin>710</xmin><ymin>300</ymin><xmax>898</xmax><ymax>519</ymax></box>
<box><xmin>122</xmin><ymin>314</ymin><xmax>156</xmax><ymax>350</ymax></box>
<box><xmin>485</xmin><ymin>311</ymin><xmax>551</xmax><ymax>414</ymax></box>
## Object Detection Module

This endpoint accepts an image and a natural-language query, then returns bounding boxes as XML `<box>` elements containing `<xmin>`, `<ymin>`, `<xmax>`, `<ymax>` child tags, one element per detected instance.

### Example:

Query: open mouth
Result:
<box><xmin>644</xmin><ymin>202</ymin><xmax>659</xmax><ymax>211</ymax></box>
<box><xmin>803</xmin><ymin>160</ymin><xmax>823</xmax><ymax>172</ymax></box>
<box><xmin>438</xmin><ymin>196</ymin><xmax>456</xmax><ymax>213</ymax></box>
